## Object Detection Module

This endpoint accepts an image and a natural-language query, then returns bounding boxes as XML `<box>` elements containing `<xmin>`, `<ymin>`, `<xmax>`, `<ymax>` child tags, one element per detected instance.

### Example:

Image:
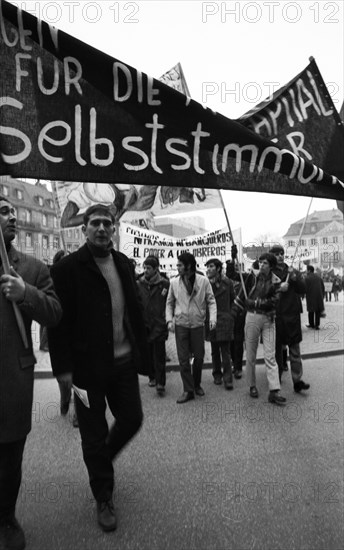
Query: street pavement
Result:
<box><xmin>17</xmin><ymin>296</ymin><xmax>343</xmax><ymax>549</ymax></box>
<box><xmin>18</xmin><ymin>356</ymin><xmax>343</xmax><ymax>550</ymax></box>
<box><xmin>33</xmin><ymin>297</ymin><xmax>344</xmax><ymax>376</ymax></box>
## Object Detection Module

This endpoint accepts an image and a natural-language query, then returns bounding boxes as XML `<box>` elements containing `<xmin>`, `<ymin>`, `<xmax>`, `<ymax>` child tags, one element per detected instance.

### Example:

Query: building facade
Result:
<box><xmin>0</xmin><ymin>177</ymin><xmax>61</xmax><ymax>264</ymax></box>
<box><xmin>283</xmin><ymin>209</ymin><xmax>344</xmax><ymax>273</ymax></box>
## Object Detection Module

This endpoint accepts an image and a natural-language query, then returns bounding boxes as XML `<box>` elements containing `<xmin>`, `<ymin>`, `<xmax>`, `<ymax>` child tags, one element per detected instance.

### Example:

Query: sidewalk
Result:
<box><xmin>33</xmin><ymin>298</ymin><xmax>344</xmax><ymax>378</ymax></box>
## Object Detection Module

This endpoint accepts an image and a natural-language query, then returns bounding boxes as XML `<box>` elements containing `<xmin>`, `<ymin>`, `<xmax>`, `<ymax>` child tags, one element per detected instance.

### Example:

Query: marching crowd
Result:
<box><xmin>0</xmin><ymin>198</ymin><xmax>338</xmax><ymax>550</ymax></box>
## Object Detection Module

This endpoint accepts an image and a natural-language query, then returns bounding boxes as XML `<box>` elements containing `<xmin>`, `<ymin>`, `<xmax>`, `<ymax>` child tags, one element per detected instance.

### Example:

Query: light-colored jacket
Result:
<box><xmin>166</xmin><ymin>274</ymin><xmax>217</xmax><ymax>328</ymax></box>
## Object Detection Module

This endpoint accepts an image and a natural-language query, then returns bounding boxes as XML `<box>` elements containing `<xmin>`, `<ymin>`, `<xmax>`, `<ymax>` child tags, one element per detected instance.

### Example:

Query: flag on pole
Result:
<box><xmin>238</xmin><ymin>57</ymin><xmax>344</xmax><ymax>193</ymax></box>
<box><xmin>0</xmin><ymin>2</ymin><xmax>343</xmax><ymax>200</ymax></box>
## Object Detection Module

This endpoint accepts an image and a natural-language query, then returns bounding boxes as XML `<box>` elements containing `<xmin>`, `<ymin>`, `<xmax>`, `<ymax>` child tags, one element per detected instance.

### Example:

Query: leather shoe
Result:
<box><xmin>234</xmin><ymin>371</ymin><xmax>242</xmax><ymax>379</ymax></box>
<box><xmin>0</xmin><ymin>515</ymin><xmax>26</xmax><ymax>550</ymax></box>
<box><xmin>224</xmin><ymin>381</ymin><xmax>233</xmax><ymax>390</ymax></box>
<box><xmin>176</xmin><ymin>391</ymin><xmax>194</xmax><ymax>404</ymax></box>
<box><xmin>268</xmin><ymin>391</ymin><xmax>286</xmax><ymax>404</ymax></box>
<box><xmin>156</xmin><ymin>384</ymin><xmax>165</xmax><ymax>396</ymax></box>
<box><xmin>249</xmin><ymin>386</ymin><xmax>258</xmax><ymax>398</ymax></box>
<box><xmin>96</xmin><ymin>500</ymin><xmax>117</xmax><ymax>532</ymax></box>
<box><xmin>148</xmin><ymin>379</ymin><xmax>156</xmax><ymax>387</ymax></box>
<box><xmin>294</xmin><ymin>380</ymin><xmax>310</xmax><ymax>393</ymax></box>
<box><xmin>213</xmin><ymin>376</ymin><xmax>222</xmax><ymax>385</ymax></box>
<box><xmin>195</xmin><ymin>386</ymin><xmax>205</xmax><ymax>396</ymax></box>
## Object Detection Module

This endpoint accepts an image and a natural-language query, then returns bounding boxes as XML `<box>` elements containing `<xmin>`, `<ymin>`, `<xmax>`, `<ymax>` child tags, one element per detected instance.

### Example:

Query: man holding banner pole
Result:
<box><xmin>0</xmin><ymin>194</ymin><xmax>62</xmax><ymax>550</ymax></box>
<box><xmin>270</xmin><ymin>245</ymin><xmax>310</xmax><ymax>393</ymax></box>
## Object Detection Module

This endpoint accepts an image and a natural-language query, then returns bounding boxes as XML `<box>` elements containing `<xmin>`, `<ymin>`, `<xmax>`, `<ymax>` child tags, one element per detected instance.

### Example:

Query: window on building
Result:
<box><xmin>38</xmin><ymin>196</ymin><xmax>44</xmax><ymax>206</ymax></box>
<box><xmin>1</xmin><ymin>185</ymin><xmax>9</xmax><ymax>196</ymax></box>
<box><xmin>25</xmin><ymin>209</ymin><xmax>31</xmax><ymax>222</ymax></box>
<box><xmin>300</xmin><ymin>239</ymin><xmax>306</xmax><ymax>246</ymax></box>
<box><xmin>16</xmin><ymin>189</ymin><xmax>23</xmax><ymax>200</ymax></box>
<box><xmin>322</xmin><ymin>237</ymin><xmax>328</xmax><ymax>244</ymax></box>
<box><xmin>53</xmin><ymin>237</ymin><xmax>60</xmax><ymax>249</ymax></box>
<box><xmin>288</xmin><ymin>240</ymin><xmax>295</xmax><ymax>247</ymax></box>
<box><xmin>25</xmin><ymin>233</ymin><xmax>32</xmax><ymax>247</ymax></box>
<box><xmin>333</xmin><ymin>236</ymin><xmax>338</xmax><ymax>243</ymax></box>
<box><xmin>311</xmin><ymin>239</ymin><xmax>317</xmax><ymax>245</ymax></box>
<box><xmin>42</xmin><ymin>214</ymin><xmax>47</xmax><ymax>226</ymax></box>
<box><xmin>53</xmin><ymin>216</ymin><xmax>58</xmax><ymax>228</ymax></box>
<box><xmin>42</xmin><ymin>235</ymin><xmax>49</xmax><ymax>249</ymax></box>
<box><xmin>323</xmin><ymin>252</ymin><xmax>339</xmax><ymax>263</ymax></box>
<box><xmin>48</xmin><ymin>199</ymin><xmax>54</xmax><ymax>208</ymax></box>
<box><xmin>67</xmin><ymin>229</ymin><xmax>73</xmax><ymax>238</ymax></box>
<box><xmin>67</xmin><ymin>244</ymin><xmax>72</xmax><ymax>253</ymax></box>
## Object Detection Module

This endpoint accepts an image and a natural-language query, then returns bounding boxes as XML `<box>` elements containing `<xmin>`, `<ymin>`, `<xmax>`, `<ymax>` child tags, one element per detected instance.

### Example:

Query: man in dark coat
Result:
<box><xmin>48</xmin><ymin>204</ymin><xmax>149</xmax><ymax>534</ymax></box>
<box><xmin>270</xmin><ymin>246</ymin><xmax>310</xmax><ymax>393</ymax></box>
<box><xmin>137</xmin><ymin>256</ymin><xmax>169</xmax><ymax>396</ymax></box>
<box><xmin>205</xmin><ymin>258</ymin><xmax>235</xmax><ymax>389</ymax></box>
<box><xmin>305</xmin><ymin>265</ymin><xmax>325</xmax><ymax>330</ymax></box>
<box><xmin>0</xmin><ymin>195</ymin><xmax>62</xmax><ymax>550</ymax></box>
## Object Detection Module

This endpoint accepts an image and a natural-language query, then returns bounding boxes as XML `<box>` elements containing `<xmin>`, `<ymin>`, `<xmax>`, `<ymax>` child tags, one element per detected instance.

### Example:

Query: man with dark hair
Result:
<box><xmin>166</xmin><ymin>252</ymin><xmax>217</xmax><ymax>403</ymax></box>
<box><xmin>237</xmin><ymin>252</ymin><xmax>286</xmax><ymax>404</ymax></box>
<box><xmin>0</xmin><ymin>194</ymin><xmax>62</xmax><ymax>550</ymax></box>
<box><xmin>270</xmin><ymin>245</ymin><xmax>310</xmax><ymax>393</ymax></box>
<box><xmin>137</xmin><ymin>255</ymin><xmax>169</xmax><ymax>395</ymax></box>
<box><xmin>48</xmin><ymin>204</ymin><xmax>149</xmax><ymax>533</ymax></box>
<box><xmin>305</xmin><ymin>264</ymin><xmax>325</xmax><ymax>330</ymax></box>
<box><xmin>205</xmin><ymin>258</ymin><xmax>235</xmax><ymax>389</ymax></box>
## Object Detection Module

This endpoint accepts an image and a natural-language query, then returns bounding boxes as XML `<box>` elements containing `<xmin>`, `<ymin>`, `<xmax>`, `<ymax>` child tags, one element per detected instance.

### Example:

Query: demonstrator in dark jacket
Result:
<box><xmin>137</xmin><ymin>256</ymin><xmax>169</xmax><ymax>396</ymax></box>
<box><xmin>270</xmin><ymin>245</ymin><xmax>310</xmax><ymax>393</ymax></box>
<box><xmin>205</xmin><ymin>258</ymin><xmax>235</xmax><ymax>389</ymax></box>
<box><xmin>48</xmin><ymin>204</ymin><xmax>149</xmax><ymax>534</ymax></box>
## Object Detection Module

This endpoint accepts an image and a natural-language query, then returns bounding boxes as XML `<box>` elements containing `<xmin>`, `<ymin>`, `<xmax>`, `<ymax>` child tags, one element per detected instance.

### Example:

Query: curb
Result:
<box><xmin>34</xmin><ymin>349</ymin><xmax>343</xmax><ymax>379</ymax></box>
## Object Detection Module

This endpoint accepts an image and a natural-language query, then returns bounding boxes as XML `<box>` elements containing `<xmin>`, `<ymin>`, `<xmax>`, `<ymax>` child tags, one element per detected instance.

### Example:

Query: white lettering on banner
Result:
<box><xmin>120</xmin><ymin>223</ymin><xmax>235</xmax><ymax>271</ymax></box>
<box><xmin>1</xmin><ymin>100</ymin><xmax>343</xmax><ymax>189</ymax></box>
<box><xmin>0</xmin><ymin>97</ymin><xmax>32</xmax><ymax>163</ymax></box>
<box><xmin>14</xmin><ymin>53</ymin><xmax>83</xmax><ymax>96</ymax></box>
<box><xmin>113</xmin><ymin>62</ymin><xmax>161</xmax><ymax>106</ymax></box>
<box><xmin>0</xmin><ymin>2</ymin><xmax>58</xmax><ymax>50</ymax></box>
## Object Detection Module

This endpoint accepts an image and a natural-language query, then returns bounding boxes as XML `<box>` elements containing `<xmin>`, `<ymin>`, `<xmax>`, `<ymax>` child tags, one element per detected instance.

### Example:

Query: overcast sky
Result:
<box><xmin>18</xmin><ymin>0</ymin><xmax>344</xmax><ymax>244</ymax></box>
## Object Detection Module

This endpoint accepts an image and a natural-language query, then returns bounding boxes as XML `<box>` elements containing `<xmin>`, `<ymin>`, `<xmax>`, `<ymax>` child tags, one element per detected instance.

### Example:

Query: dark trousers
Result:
<box><xmin>276</xmin><ymin>332</ymin><xmax>303</xmax><ymax>383</ymax></box>
<box><xmin>0</xmin><ymin>437</ymin><xmax>26</xmax><ymax>520</ymax></box>
<box><xmin>175</xmin><ymin>325</ymin><xmax>204</xmax><ymax>392</ymax></box>
<box><xmin>230</xmin><ymin>312</ymin><xmax>245</xmax><ymax>373</ymax></box>
<box><xmin>308</xmin><ymin>311</ymin><xmax>320</xmax><ymax>328</ymax></box>
<box><xmin>211</xmin><ymin>341</ymin><xmax>233</xmax><ymax>383</ymax></box>
<box><xmin>148</xmin><ymin>340</ymin><xmax>166</xmax><ymax>386</ymax></box>
<box><xmin>75</xmin><ymin>360</ymin><xmax>143</xmax><ymax>503</ymax></box>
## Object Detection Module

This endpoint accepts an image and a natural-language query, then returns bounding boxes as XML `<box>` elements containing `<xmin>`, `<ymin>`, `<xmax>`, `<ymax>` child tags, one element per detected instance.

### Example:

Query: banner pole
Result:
<box><xmin>51</xmin><ymin>182</ymin><xmax>67</xmax><ymax>252</ymax></box>
<box><xmin>0</xmin><ymin>224</ymin><xmax>29</xmax><ymax>348</ymax></box>
<box><xmin>219</xmin><ymin>190</ymin><xmax>247</xmax><ymax>299</ymax></box>
<box><xmin>287</xmin><ymin>197</ymin><xmax>313</xmax><ymax>278</ymax></box>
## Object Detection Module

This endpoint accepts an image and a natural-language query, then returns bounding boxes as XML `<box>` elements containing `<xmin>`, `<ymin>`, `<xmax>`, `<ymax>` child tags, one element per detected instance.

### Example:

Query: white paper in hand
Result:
<box><xmin>72</xmin><ymin>384</ymin><xmax>90</xmax><ymax>408</ymax></box>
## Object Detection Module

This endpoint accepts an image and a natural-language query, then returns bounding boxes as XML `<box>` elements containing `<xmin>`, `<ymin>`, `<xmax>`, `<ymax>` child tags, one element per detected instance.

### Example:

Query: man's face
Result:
<box><xmin>273</xmin><ymin>251</ymin><xmax>285</xmax><ymax>265</ymax></box>
<box><xmin>177</xmin><ymin>261</ymin><xmax>186</xmax><ymax>276</ymax></box>
<box><xmin>82</xmin><ymin>212</ymin><xmax>114</xmax><ymax>249</ymax></box>
<box><xmin>259</xmin><ymin>259</ymin><xmax>271</xmax><ymax>276</ymax></box>
<box><xmin>206</xmin><ymin>263</ymin><xmax>218</xmax><ymax>279</ymax></box>
<box><xmin>0</xmin><ymin>200</ymin><xmax>17</xmax><ymax>244</ymax></box>
<box><xmin>143</xmin><ymin>264</ymin><xmax>157</xmax><ymax>280</ymax></box>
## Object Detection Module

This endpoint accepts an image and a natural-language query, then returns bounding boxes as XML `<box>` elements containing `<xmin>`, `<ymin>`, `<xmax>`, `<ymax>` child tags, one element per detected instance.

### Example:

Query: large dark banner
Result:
<box><xmin>0</xmin><ymin>1</ymin><xmax>343</xmax><ymax>199</ymax></box>
<box><xmin>238</xmin><ymin>58</ymin><xmax>344</xmax><ymax>195</ymax></box>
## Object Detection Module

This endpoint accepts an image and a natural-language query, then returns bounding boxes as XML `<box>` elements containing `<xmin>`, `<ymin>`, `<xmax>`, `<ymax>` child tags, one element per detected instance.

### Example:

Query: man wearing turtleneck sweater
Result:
<box><xmin>0</xmin><ymin>194</ymin><xmax>62</xmax><ymax>550</ymax></box>
<box><xmin>48</xmin><ymin>204</ymin><xmax>149</xmax><ymax>534</ymax></box>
